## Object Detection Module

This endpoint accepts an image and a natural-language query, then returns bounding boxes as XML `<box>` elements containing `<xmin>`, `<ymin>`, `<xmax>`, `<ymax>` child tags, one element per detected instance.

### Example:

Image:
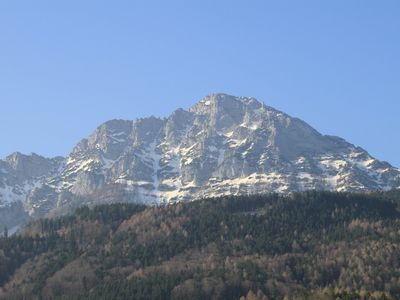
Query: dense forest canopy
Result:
<box><xmin>1</xmin><ymin>190</ymin><xmax>400</xmax><ymax>299</ymax></box>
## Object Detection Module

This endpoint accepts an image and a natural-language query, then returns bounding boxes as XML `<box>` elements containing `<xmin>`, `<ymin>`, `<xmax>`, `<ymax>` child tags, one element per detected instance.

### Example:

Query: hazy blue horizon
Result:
<box><xmin>1</xmin><ymin>1</ymin><xmax>399</xmax><ymax>167</ymax></box>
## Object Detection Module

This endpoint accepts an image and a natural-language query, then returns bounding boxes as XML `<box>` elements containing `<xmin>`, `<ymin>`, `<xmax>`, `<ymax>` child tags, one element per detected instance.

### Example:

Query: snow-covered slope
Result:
<box><xmin>1</xmin><ymin>94</ymin><xmax>399</xmax><ymax>229</ymax></box>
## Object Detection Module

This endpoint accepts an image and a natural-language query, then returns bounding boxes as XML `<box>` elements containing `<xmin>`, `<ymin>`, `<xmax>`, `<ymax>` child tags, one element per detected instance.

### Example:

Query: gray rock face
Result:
<box><xmin>0</xmin><ymin>153</ymin><xmax>63</xmax><ymax>206</ymax></box>
<box><xmin>1</xmin><ymin>93</ymin><xmax>400</xmax><ymax>230</ymax></box>
<box><xmin>0</xmin><ymin>153</ymin><xmax>63</xmax><ymax>230</ymax></box>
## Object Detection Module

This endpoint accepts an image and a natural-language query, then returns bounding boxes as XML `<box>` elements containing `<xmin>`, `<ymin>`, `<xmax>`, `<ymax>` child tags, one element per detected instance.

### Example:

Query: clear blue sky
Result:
<box><xmin>0</xmin><ymin>1</ymin><xmax>399</xmax><ymax>167</ymax></box>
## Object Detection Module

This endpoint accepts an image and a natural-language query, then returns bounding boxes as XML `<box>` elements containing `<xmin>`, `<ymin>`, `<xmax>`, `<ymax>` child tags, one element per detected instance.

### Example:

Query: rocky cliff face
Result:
<box><xmin>1</xmin><ymin>94</ymin><xmax>399</xmax><ymax>229</ymax></box>
<box><xmin>0</xmin><ymin>152</ymin><xmax>63</xmax><ymax>230</ymax></box>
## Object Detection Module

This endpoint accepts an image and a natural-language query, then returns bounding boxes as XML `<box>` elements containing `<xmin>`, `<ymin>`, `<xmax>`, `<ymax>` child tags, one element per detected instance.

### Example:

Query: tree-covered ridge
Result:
<box><xmin>1</xmin><ymin>191</ymin><xmax>400</xmax><ymax>299</ymax></box>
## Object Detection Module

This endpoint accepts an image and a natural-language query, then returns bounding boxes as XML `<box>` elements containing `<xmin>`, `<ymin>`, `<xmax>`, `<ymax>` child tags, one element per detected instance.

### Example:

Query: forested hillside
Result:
<box><xmin>1</xmin><ymin>191</ymin><xmax>400</xmax><ymax>299</ymax></box>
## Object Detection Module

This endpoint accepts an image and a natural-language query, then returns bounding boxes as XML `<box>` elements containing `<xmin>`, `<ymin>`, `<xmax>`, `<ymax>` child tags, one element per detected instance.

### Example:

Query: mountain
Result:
<box><xmin>0</xmin><ymin>153</ymin><xmax>64</xmax><ymax>231</ymax></box>
<box><xmin>1</xmin><ymin>191</ymin><xmax>400</xmax><ymax>299</ymax></box>
<box><xmin>1</xmin><ymin>93</ymin><xmax>399</xmax><ymax>229</ymax></box>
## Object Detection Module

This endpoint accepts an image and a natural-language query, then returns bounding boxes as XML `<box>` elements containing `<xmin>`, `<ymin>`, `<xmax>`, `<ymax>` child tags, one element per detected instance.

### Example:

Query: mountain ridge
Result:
<box><xmin>1</xmin><ymin>93</ymin><xmax>399</xmax><ymax>230</ymax></box>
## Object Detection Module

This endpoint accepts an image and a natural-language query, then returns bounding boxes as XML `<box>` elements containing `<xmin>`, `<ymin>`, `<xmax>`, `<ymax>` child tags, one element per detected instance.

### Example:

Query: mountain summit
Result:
<box><xmin>1</xmin><ymin>94</ymin><xmax>399</xmax><ymax>230</ymax></box>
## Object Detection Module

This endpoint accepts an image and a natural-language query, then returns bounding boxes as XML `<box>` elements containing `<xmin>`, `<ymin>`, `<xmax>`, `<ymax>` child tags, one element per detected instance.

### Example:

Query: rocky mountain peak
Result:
<box><xmin>4</xmin><ymin>152</ymin><xmax>63</xmax><ymax>182</ymax></box>
<box><xmin>189</xmin><ymin>93</ymin><xmax>267</xmax><ymax>132</ymax></box>
<box><xmin>131</xmin><ymin>116</ymin><xmax>165</xmax><ymax>146</ymax></box>
<box><xmin>6</xmin><ymin>152</ymin><xmax>37</xmax><ymax>168</ymax></box>
<box><xmin>83</xmin><ymin>119</ymin><xmax>134</xmax><ymax>160</ymax></box>
<box><xmin>0</xmin><ymin>93</ymin><xmax>399</xmax><ymax>232</ymax></box>
<box><xmin>190</xmin><ymin>93</ymin><xmax>263</xmax><ymax>115</ymax></box>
